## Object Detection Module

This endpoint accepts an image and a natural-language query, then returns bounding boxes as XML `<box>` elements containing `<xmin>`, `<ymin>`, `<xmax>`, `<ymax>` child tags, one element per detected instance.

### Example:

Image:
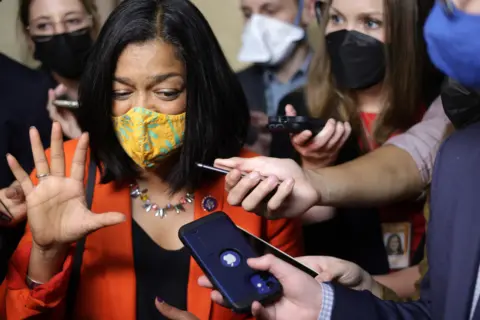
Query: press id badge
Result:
<box><xmin>382</xmin><ymin>222</ymin><xmax>411</xmax><ymax>270</ymax></box>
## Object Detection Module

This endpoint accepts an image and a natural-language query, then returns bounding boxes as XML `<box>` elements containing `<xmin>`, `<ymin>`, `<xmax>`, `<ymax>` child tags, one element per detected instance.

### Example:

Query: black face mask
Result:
<box><xmin>32</xmin><ymin>28</ymin><xmax>93</xmax><ymax>80</ymax></box>
<box><xmin>441</xmin><ymin>78</ymin><xmax>480</xmax><ymax>129</ymax></box>
<box><xmin>326</xmin><ymin>30</ymin><xmax>386</xmax><ymax>90</ymax></box>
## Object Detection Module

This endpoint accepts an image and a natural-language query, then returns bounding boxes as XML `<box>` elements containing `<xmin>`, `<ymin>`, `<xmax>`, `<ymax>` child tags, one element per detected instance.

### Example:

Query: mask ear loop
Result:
<box><xmin>294</xmin><ymin>0</ymin><xmax>305</xmax><ymax>25</ymax></box>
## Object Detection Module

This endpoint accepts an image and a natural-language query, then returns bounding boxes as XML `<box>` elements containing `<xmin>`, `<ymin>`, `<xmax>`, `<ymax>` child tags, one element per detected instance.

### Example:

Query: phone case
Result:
<box><xmin>178</xmin><ymin>212</ymin><xmax>283</xmax><ymax>313</ymax></box>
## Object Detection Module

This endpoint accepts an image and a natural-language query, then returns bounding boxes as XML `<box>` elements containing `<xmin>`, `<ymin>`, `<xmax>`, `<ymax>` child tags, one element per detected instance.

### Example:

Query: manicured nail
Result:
<box><xmin>156</xmin><ymin>297</ymin><xmax>164</xmax><ymax>303</ymax></box>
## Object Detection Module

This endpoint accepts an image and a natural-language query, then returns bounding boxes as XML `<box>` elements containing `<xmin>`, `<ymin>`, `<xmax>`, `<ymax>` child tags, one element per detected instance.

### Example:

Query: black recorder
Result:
<box><xmin>267</xmin><ymin>116</ymin><xmax>326</xmax><ymax>136</ymax></box>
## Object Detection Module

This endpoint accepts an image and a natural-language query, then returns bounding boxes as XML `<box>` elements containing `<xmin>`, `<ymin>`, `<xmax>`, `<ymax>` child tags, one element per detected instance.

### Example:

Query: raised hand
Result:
<box><xmin>285</xmin><ymin>104</ymin><xmax>351</xmax><ymax>170</ymax></box>
<box><xmin>6</xmin><ymin>123</ymin><xmax>125</xmax><ymax>252</ymax></box>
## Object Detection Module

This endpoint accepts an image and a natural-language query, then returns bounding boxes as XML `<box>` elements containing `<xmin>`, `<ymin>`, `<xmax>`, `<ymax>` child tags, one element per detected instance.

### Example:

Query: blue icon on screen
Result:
<box><xmin>220</xmin><ymin>250</ymin><xmax>241</xmax><ymax>267</ymax></box>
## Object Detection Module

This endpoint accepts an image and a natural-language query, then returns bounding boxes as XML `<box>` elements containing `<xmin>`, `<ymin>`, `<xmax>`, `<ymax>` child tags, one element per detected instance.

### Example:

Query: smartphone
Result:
<box><xmin>195</xmin><ymin>163</ymin><xmax>278</xmax><ymax>201</ymax></box>
<box><xmin>52</xmin><ymin>100</ymin><xmax>79</xmax><ymax>109</ymax></box>
<box><xmin>179</xmin><ymin>211</ymin><xmax>283</xmax><ymax>313</ymax></box>
<box><xmin>267</xmin><ymin>116</ymin><xmax>325</xmax><ymax>135</ymax></box>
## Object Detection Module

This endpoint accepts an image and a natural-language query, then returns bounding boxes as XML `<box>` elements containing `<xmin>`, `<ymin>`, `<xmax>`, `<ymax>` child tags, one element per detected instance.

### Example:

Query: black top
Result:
<box><xmin>132</xmin><ymin>219</ymin><xmax>190</xmax><ymax>319</ymax></box>
<box><xmin>271</xmin><ymin>90</ymin><xmax>389</xmax><ymax>275</ymax></box>
<box><xmin>0</xmin><ymin>53</ymin><xmax>55</xmax><ymax>282</ymax></box>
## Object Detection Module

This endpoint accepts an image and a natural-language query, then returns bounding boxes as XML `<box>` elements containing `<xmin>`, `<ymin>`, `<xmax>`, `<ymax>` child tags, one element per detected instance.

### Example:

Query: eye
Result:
<box><xmin>154</xmin><ymin>90</ymin><xmax>181</xmax><ymax>101</ymax></box>
<box><xmin>113</xmin><ymin>91</ymin><xmax>132</xmax><ymax>100</ymax></box>
<box><xmin>364</xmin><ymin>18</ymin><xmax>382</xmax><ymax>29</ymax></box>
<box><xmin>329</xmin><ymin>14</ymin><xmax>344</xmax><ymax>25</ymax></box>
<box><xmin>66</xmin><ymin>18</ymin><xmax>82</xmax><ymax>25</ymax></box>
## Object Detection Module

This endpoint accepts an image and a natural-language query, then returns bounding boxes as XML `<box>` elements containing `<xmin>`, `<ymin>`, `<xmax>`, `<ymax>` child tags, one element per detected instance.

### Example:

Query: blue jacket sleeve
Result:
<box><xmin>331</xmin><ymin>271</ymin><xmax>431</xmax><ymax>320</ymax></box>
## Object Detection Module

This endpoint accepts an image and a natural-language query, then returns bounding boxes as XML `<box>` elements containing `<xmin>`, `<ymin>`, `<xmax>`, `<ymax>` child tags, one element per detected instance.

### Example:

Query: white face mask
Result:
<box><xmin>238</xmin><ymin>14</ymin><xmax>305</xmax><ymax>66</ymax></box>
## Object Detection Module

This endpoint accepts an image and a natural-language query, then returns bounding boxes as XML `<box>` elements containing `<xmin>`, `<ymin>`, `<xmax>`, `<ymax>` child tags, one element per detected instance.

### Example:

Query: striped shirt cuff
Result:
<box><xmin>318</xmin><ymin>282</ymin><xmax>334</xmax><ymax>320</ymax></box>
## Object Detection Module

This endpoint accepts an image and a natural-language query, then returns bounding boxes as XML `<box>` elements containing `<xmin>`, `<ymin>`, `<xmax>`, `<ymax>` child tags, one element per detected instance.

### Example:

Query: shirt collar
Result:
<box><xmin>263</xmin><ymin>49</ymin><xmax>313</xmax><ymax>83</ymax></box>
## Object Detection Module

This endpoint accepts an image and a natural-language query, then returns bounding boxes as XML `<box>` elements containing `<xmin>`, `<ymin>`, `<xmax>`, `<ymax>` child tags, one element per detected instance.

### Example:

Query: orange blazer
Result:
<box><xmin>1</xmin><ymin>140</ymin><xmax>303</xmax><ymax>320</ymax></box>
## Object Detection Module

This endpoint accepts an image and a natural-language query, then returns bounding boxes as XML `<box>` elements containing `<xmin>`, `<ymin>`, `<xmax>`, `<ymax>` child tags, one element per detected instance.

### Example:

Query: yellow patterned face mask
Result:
<box><xmin>112</xmin><ymin>107</ymin><xmax>186</xmax><ymax>168</ymax></box>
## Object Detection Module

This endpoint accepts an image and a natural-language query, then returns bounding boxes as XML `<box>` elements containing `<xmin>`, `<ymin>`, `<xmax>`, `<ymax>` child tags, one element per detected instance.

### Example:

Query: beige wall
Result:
<box><xmin>0</xmin><ymin>0</ymin><xmax>314</xmax><ymax>71</ymax></box>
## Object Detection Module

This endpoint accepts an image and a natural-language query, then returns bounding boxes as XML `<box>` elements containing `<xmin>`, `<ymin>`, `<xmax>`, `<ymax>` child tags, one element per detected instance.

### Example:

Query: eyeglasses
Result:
<box><xmin>28</xmin><ymin>14</ymin><xmax>92</xmax><ymax>41</ymax></box>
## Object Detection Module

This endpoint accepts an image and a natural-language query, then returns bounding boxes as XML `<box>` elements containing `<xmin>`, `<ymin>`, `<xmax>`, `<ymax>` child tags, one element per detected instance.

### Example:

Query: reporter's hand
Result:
<box><xmin>7</xmin><ymin>123</ymin><xmax>125</xmax><ymax>253</ymax></box>
<box><xmin>214</xmin><ymin>156</ymin><xmax>318</xmax><ymax>219</ymax></box>
<box><xmin>198</xmin><ymin>254</ymin><xmax>323</xmax><ymax>320</ymax></box>
<box><xmin>0</xmin><ymin>181</ymin><xmax>26</xmax><ymax>225</ymax></box>
<box><xmin>286</xmin><ymin>104</ymin><xmax>351</xmax><ymax>170</ymax></box>
<box><xmin>155</xmin><ymin>298</ymin><xmax>199</xmax><ymax>320</ymax></box>
<box><xmin>47</xmin><ymin>84</ymin><xmax>82</xmax><ymax>139</ymax></box>
<box><xmin>297</xmin><ymin>256</ymin><xmax>374</xmax><ymax>291</ymax></box>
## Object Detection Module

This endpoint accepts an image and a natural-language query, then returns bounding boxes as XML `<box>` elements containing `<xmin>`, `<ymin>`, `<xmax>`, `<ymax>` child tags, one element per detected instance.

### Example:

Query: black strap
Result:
<box><xmin>65</xmin><ymin>156</ymin><xmax>96</xmax><ymax>317</ymax></box>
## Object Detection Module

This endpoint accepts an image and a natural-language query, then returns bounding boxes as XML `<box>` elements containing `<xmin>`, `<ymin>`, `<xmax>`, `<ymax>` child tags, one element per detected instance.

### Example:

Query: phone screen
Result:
<box><xmin>238</xmin><ymin>227</ymin><xmax>319</xmax><ymax>278</ymax></box>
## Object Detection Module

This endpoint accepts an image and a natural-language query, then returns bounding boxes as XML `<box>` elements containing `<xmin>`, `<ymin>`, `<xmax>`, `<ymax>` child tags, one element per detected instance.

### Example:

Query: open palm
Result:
<box><xmin>7</xmin><ymin>123</ymin><xmax>125</xmax><ymax>251</ymax></box>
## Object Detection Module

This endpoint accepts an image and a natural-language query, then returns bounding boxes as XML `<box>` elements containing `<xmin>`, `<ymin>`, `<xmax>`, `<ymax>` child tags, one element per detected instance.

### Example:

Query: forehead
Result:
<box><xmin>330</xmin><ymin>0</ymin><xmax>383</xmax><ymax>14</ymax></box>
<box><xmin>241</xmin><ymin>0</ymin><xmax>296</xmax><ymax>8</ymax></box>
<box><xmin>115</xmin><ymin>40</ymin><xmax>184</xmax><ymax>76</ymax></box>
<box><xmin>29</xmin><ymin>0</ymin><xmax>85</xmax><ymax>19</ymax></box>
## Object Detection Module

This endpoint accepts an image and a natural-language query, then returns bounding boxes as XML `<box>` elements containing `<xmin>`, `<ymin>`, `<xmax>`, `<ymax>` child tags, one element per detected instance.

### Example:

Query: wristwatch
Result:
<box><xmin>26</xmin><ymin>275</ymin><xmax>44</xmax><ymax>289</ymax></box>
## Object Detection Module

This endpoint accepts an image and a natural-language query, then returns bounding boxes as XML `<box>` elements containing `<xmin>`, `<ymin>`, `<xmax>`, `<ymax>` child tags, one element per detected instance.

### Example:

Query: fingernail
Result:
<box><xmin>156</xmin><ymin>297</ymin><xmax>164</xmax><ymax>303</ymax></box>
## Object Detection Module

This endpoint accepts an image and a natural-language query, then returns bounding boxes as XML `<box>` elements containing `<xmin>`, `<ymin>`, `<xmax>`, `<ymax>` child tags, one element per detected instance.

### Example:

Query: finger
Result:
<box><xmin>30</xmin><ymin>127</ymin><xmax>50</xmax><ymax>178</ymax></box>
<box><xmin>241</xmin><ymin>175</ymin><xmax>279</xmax><ymax>212</ymax></box>
<box><xmin>53</xmin><ymin>83</ymin><xmax>68</xmax><ymax>97</ymax></box>
<box><xmin>315</xmin><ymin>273</ymin><xmax>334</xmax><ymax>283</ymax></box>
<box><xmin>197</xmin><ymin>275</ymin><xmax>214</xmax><ymax>288</ymax></box>
<box><xmin>325</xmin><ymin>122</ymin><xmax>345</xmax><ymax>150</ymax></box>
<box><xmin>339</xmin><ymin>122</ymin><xmax>352</xmax><ymax>146</ymax></box>
<box><xmin>155</xmin><ymin>297</ymin><xmax>198</xmax><ymax>320</ymax></box>
<box><xmin>251</xmin><ymin>301</ymin><xmax>273</xmax><ymax>320</ymax></box>
<box><xmin>6</xmin><ymin>154</ymin><xmax>34</xmax><ymax>196</ymax></box>
<box><xmin>309</xmin><ymin>120</ymin><xmax>336</xmax><ymax>149</ymax></box>
<box><xmin>291</xmin><ymin>130</ymin><xmax>313</xmax><ymax>146</ymax></box>
<box><xmin>224</xmin><ymin>169</ymin><xmax>243</xmax><ymax>193</ymax></box>
<box><xmin>5</xmin><ymin>183</ymin><xmax>25</xmax><ymax>201</ymax></box>
<box><xmin>266</xmin><ymin>179</ymin><xmax>295</xmax><ymax>214</ymax></box>
<box><xmin>247</xmin><ymin>254</ymin><xmax>298</xmax><ymax>281</ymax></box>
<box><xmin>214</xmin><ymin>157</ymin><xmax>261</xmax><ymax>173</ymax></box>
<box><xmin>49</xmin><ymin>122</ymin><xmax>66</xmax><ymax>177</ymax></box>
<box><xmin>210</xmin><ymin>291</ymin><xmax>227</xmax><ymax>306</ymax></box>
<box><xmin>285</xmin><ymin>104</ymin><xmax>297</xmax><ymax>116</ymax></box>
<box><xmin>226</xmin><ymin>172</ymin><xmax>262</xmax><ymax>206</ymax></box>
<box><xmin>46</xmin><ymin>89</ymin><xmax>56</xmax><ymax>113</ymax></box>
<box><xmin>82</xmin><ymin>212</ymin><xmax>126</xmax><ymax>234</ymax></box>
<box><xmin>70</xmin><ymin>133</ymin><xmax>90</xmax><ymax>181</ymax></box>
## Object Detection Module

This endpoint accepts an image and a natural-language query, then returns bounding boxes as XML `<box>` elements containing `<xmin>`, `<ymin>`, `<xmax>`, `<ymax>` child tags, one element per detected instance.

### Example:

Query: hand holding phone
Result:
<box><xmin>179</xmin><ymin>212</ymin><xmax>283</xmax><ymax>313</ymax></box>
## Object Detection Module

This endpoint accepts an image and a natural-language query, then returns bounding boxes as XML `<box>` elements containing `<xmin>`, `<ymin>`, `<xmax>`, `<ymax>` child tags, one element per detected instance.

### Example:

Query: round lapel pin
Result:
<box><xmin>201</xmin><ymin>195</ymin><xmax>218</xmax><ymax>212</ymax></box>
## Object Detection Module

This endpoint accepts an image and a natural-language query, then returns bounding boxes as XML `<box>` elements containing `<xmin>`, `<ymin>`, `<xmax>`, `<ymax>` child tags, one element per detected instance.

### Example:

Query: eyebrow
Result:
<box><xmin>31</xmin><ymin>11</ymin><xmax>84</xmax><ymax>22</ymax></box>
<box><xmin>114</xmin><ymin>73</ymin><xmax>183</xmax><ymax>86</ymax></box>
<box><xmin>330</xmin><ymin>7</ymin><xmax>383</xmax><ymax>16</ymax></box>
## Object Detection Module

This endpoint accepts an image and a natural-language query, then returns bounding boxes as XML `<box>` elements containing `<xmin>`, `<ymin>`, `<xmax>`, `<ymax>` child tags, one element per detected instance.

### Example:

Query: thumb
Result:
<box><xmin>155</xmin><ymin>298</ymin><xmax>199</xmax><ymax>320</ymax></box>
<box><xmin>247</xmin><ymin>254</ymin><xmax>296</xmax><ymax>282</ymax></box>
<box><xmin>214</xmin><ymin>157</ymin><xmax>263</xmax><ymax>172</ymax></box>
<box><xmin>285</xmin><ymin>104</ymin><xmax>297</xmax><ymax>116</ymax></box>
<box><xmin>83</xmin><ymin>212</ymin><xmax>126</xmax><ymax>234</ymax></box>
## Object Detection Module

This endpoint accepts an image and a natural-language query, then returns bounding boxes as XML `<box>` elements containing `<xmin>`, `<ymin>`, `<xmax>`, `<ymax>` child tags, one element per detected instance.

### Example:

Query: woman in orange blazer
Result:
<box><xmin>1</xmin><ymin>1</ymin><xmax>303</xmax><ymax>319</ymax></box>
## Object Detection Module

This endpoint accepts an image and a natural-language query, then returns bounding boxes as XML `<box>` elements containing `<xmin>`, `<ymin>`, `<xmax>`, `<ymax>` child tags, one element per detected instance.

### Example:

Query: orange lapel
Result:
<box><xmin>91</xmin><ymin>182</ymin><xmax>137</xmax><ymax>320</ymax></box>
<box><xmin>187</xmin><ymin>180</ymin><xmax>225</xmax><ymax>320</ymax></box>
